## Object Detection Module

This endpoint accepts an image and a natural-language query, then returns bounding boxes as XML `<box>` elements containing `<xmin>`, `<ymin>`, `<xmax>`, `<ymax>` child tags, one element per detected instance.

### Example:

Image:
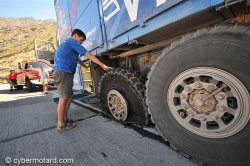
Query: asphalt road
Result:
<box><xmin>0</xmin><ymin>83</ymin><xmax>197</xmax><ymax>166</ymax></box>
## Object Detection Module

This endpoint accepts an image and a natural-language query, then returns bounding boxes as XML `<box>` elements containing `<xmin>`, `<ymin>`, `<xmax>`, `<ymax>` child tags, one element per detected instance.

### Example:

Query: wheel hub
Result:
<box><xmin>188</xmin><ymin>89</ymin><xmax>217</xmax><ymax>114</ymax></box>
<box><xmin>107</xmin><ymin>90</ymin><xmax>128</xmax><ymax>121</ymax></box>
<box><xmin>167</xmin><ymin>67</ymin><xmax>250</xmax><ymax>138</ymax></box>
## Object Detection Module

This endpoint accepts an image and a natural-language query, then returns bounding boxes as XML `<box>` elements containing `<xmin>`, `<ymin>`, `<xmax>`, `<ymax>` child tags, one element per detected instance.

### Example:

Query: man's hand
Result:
<box><xmin>83</xmin><ymin>52</ymin><xmax>113</xmax><ymax>71</ymax></box>
<box><xmin>102</xmin><ymin>64</ymin><xmax>113</xmax><ymax>71</ymax></box>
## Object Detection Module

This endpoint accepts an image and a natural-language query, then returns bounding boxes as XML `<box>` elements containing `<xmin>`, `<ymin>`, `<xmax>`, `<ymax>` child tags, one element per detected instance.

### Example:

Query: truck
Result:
<box><xmin>34</xmin><ymin>39</ymin><xmax>56</xmax><ymax>65</ymax></box>
<box><xmin>16</xmin><ymin>61</ymin><xmax>54</xmax><ymax>91</ymax></box>
<box><xmin>54</xmin><ymin>0</ymin><xmax>250</xmax><ymax>165</ymax></box>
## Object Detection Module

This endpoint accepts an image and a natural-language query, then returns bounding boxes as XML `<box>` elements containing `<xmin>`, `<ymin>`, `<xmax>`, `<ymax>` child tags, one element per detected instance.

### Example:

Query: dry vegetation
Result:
<box><xmin>0</xmin><ymin>17</ymin><xmax>56</xmax><ymax>77</ymax></box>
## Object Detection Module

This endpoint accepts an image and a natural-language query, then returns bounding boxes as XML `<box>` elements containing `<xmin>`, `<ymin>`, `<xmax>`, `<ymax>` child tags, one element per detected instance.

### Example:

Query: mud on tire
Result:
<box><xmin>99</xmin><ymin>68</ymin><xmax>148</xmax><ymax>124</ymax></box>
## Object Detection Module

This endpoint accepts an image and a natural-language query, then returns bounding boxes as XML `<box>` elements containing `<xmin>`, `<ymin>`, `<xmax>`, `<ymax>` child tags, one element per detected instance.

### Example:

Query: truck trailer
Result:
<box><xmin>54</xmin><ymin>0</ymin><xmax>250</xmax><ymax>165</ymax></box>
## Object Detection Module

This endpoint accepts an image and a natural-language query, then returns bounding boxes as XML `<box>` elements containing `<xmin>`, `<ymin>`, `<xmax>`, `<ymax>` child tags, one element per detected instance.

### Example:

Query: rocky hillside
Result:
<box><xmin>0</xmin><ymin>17</ymin><xmax>56</xmax><ymax>76</ymax></box>
<box><xmin>0</xmin><ymin>17</ymin><xmax>55</xmax><ymax>27</ymax></box>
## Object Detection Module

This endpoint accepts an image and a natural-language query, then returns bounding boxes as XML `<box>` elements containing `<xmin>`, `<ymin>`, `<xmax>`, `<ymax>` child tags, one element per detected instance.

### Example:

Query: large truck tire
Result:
<box><xmin>99</xmin><ymin>68</ymin><xmax>147</xmax><ymax>124</ymax></box>
<box><xmin>146</xmin><ymin>23</ymin><xmax>250</xmax><ymax>166</ymax></box>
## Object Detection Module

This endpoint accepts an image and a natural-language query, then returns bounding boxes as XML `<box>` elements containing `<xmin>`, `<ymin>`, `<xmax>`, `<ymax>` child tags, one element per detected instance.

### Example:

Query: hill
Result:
<box><xmin>0</xmin><ymin>17</ymin><xmax>56</xmax><ymax>77</ymax></box>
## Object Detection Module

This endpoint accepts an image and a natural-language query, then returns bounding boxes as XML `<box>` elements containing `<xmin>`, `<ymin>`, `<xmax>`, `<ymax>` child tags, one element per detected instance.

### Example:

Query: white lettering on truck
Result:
<box><xmin>124</xmin><ymin>0</ymin><xmax>139</xmax><ymax>22</ymax></box>
<box><xmin>156</xmin><ymin>0</ymin><xmax>166</xmax><ymax>7</ymax></box>
<box><xmin>102</xmin><ymin>0</ymin><xmax>120</xmax><ymax>21</ymax></box>
<box><xmin>86</xmin><ymin>27</ymin><xmax>97</xmax><ymax>38</ymax></box>
<box><xmin>102</xmin><ymin>0</ymin><xmax>167</xmax><ymax>22</ymax></box>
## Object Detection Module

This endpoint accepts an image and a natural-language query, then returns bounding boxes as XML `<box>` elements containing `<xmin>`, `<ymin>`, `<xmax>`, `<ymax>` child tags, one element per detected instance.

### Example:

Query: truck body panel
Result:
<box><xmin>55</xmin><ymin>0</ymin><xmax>104</xmax><ymax>51</ymax></box>
<box><xmin>54</xmin><ymin>0</ymin><xmax>224</xmax><ymax>54</ymax></box>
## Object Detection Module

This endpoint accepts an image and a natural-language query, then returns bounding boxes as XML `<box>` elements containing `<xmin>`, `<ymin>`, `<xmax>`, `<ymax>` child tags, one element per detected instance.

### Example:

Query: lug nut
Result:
<box><xmin>189</xmin><ymin>112</ymin><xmax>195</xmax><ymax>117</ymax></box>
<box><xmin>211</xmin><ymin>115</ymin><xmax>218</xmax><ymax>121</ymax></box>
<box><xmin>207</xmin><ymin>85</ymin><xmax>216</xmax><ymax>92</ymax></box>
<box><xmin>200</xmin><ymin>117</ymin><xmax>206</xmax><ymax>121</ymax></box>
<box><xmin>217</xmin><ymin>105</ymin><xmax>225</xmax><ymax>112</ymax></box>
<box><xmin>216</xmin><ymin>94</ymin><xmax>224</xmax><ymax>100</ymax></box>
<box><xmin>185</xmin><ymin>86</ymin><xmax>192</xmax><ymax>92</ymax></box>
<box><xmin>180</xmin><ymin>94</ymin><xmax>187</xmax><ymax>99</ymax></box>
<box><xmin>194</xmin><ymin>83</ymin><xmax>202</xmax><ymax>88</ymax></box>
<box><xmin>182</xmin><ymin>103</ymin><xmax>189</xmax><ymax>109</ymax></box>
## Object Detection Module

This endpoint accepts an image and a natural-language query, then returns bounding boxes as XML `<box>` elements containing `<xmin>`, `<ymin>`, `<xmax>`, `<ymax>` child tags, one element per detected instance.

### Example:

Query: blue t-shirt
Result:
<box><xmin>53</xmin><ymin>38</ymin><xmax>87</xmax><ymax>73</ymax></box>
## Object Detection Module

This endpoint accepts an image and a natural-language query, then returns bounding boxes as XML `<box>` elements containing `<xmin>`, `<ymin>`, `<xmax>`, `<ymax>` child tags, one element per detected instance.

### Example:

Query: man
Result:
<box><xmin>39</xmin><ymin>66</ymin><xmax>49</xmax><ymax>94</ymax></box>
<box><xmin>53</xmin><ymin>29</ymin><xmax>112</xmax><ymax>131</ymax></box>
<box><xmin>17</xmin><ymin>62</ymin><xmax>22</xmax><ymax>70</ymax></box>
<box><xmin>8</xmin><ymin>69</ymin><xmax>18</xmax><ymax>92</ymax></box>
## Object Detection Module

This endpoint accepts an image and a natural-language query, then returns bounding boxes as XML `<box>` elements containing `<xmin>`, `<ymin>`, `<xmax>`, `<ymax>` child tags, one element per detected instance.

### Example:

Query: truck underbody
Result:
<box><xmin>97</xmin><ymin>1</ymin><xmax>249</xmax><ymax>78</ymax></box>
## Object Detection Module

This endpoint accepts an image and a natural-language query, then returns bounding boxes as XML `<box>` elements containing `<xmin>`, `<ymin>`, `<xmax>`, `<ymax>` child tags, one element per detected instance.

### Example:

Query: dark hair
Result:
<box><xmin>71</xmin><ymin>29</ymin><xmax>86</xmax><ymax>39</ymax></box>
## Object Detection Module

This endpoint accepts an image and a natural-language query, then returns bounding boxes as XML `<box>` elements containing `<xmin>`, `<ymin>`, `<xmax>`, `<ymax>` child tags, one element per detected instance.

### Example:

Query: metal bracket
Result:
<box><xmin>128</xmin><ymin>39</ymin><xmax>139</xmax><ymax>45</ymax></box>
<box><xmin>216</xmin><ymin>0</ymin><xmax>244</xmax><ymax>11</ymax></box>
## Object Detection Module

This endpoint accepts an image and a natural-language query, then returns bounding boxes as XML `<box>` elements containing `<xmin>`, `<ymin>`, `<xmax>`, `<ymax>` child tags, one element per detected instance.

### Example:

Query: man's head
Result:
<box><xmin>40</xmin><ymin>66</ymin><xmax>44</xmax><ymax>71</ymax></box>
<box><xmin>71</xmin><ymin>29</ymin><xmax>86</xmax><ymax>44</ymax></box>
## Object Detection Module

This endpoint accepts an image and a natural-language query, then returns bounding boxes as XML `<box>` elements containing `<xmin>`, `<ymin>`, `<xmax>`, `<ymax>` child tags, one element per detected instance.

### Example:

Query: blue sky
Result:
<box><xmin>0</xmin><ymin>0</ymin><xmax>56</xmax><ymax>20</ymax></box>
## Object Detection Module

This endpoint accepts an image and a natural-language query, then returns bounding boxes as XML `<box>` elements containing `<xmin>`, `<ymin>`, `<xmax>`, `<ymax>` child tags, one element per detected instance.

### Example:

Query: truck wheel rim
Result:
<box><xmin>167</xmin><ymin>67</ymin><xmax>250</xmax><ymax>138</ymax></box>
<box><xmin>107</xmin><ymin>90</ymin><xmax>128</xmax><ymax>121</ymax></box>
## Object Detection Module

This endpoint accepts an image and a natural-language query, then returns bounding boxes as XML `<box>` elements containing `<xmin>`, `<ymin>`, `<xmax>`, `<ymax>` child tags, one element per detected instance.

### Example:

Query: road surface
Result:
<box><xmin>0</xmin><ymin>83</ymin><xmax>197</xmax><ymax>166</ymax></box>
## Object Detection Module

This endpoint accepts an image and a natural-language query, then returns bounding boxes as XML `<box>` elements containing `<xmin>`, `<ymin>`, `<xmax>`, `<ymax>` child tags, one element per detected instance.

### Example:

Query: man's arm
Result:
<box><xmin>71</xmin><ymin>39</ymin><xmax>112</xmax><ymax>71</ymax></box>
<box><xmin>83</xmin><ymin>52</ymin><xmax>112</xmax><ymax>71</ymax></box>
<box><xmin>77</xmin><ymin>58</ymin><xmax>88</xmax><ymax>69</ymax></box>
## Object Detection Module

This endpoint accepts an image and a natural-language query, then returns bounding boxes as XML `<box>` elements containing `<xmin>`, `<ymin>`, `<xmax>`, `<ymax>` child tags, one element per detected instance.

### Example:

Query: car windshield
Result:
<box><xmin>29</xmin><ymin>62</ymin><xmax>50</xmax><ymax>68</ymax></box>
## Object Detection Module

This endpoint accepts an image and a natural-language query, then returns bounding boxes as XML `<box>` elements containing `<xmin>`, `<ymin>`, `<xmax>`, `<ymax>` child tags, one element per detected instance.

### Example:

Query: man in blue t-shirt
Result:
<box><xmin>53</xmin><ymin>29</ymin><xmax>112</xmax><ymax>131</ymax></box>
